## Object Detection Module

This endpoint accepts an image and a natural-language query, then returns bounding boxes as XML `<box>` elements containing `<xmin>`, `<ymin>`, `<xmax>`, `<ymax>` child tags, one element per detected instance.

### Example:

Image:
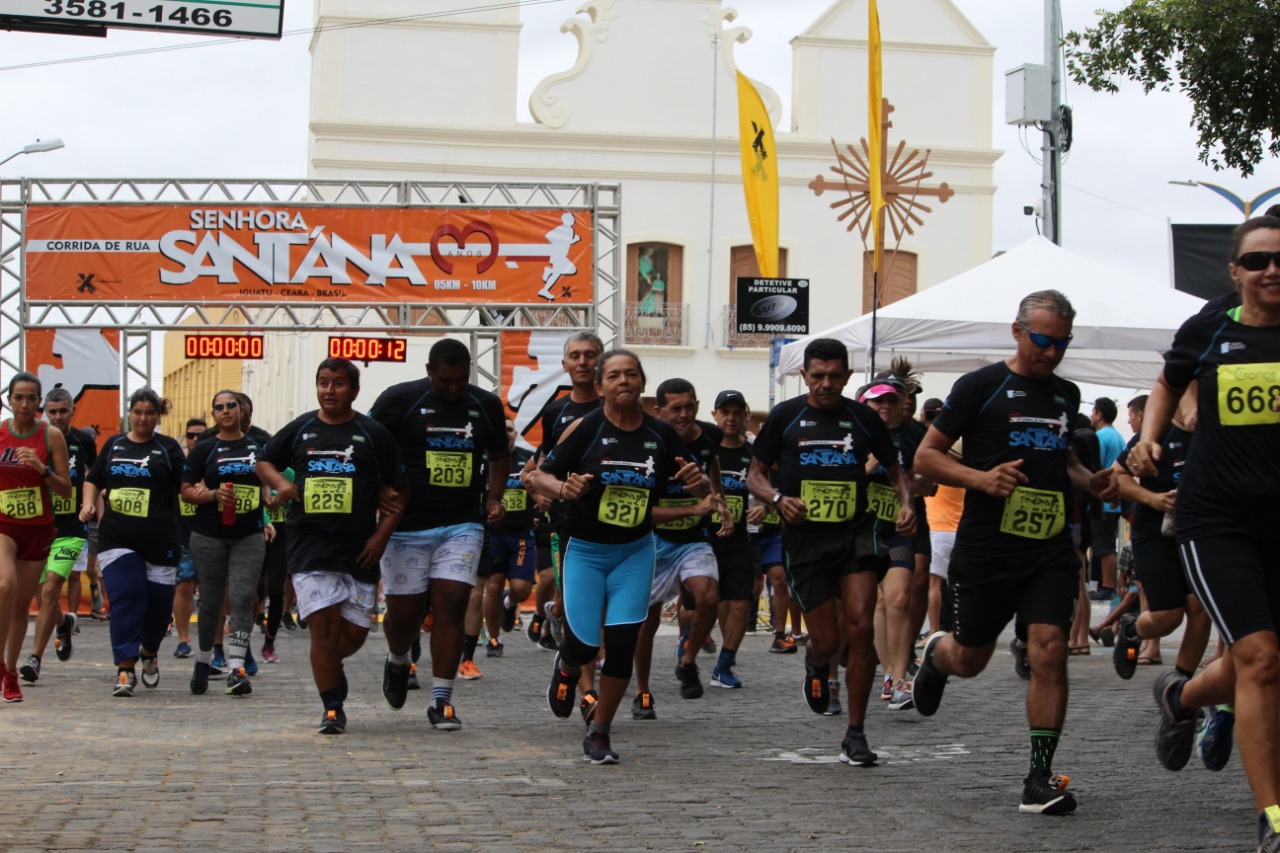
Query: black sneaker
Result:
<box><xmin>485</xmin><ymin>638</ymin><xmax>504</xmax><ymax>658</ymax></box>
<box><xmin>428</xmin><ymin>698</ymin><xmax>462</xmax><ymax>731</ymax></box>
<box><xmin>579</xmin><ymin>689</ymin><xmax>599</xmax><ymax>725</ymax></box>
<box><xmin>526</xmin><ymin>612</ymin><xmax>544</xmax><ymax>644</ymax></box>
<box><xmin>582</xmin><ymin>728</ymin><xmax>619</xmax><ymax>765</ymax></box>
<box><xmin>1198</xmin><ymin>705</ymin><xmax>1235</xmax><ymax>772</ymax></box>
<box><xmin>225</xmin><ymin>667</ymin><xmax>252</xmax><ymax>697</ymax></box>
<box><xmin>1011</xmin><ymin>637</ymin><xmax>1031</xmax><ymax>680</ymax></box>
<box><xmin>502</xmin><ymin>593</ymin><xmax>517</xmax><ymax>634</ymax></box>
<box><xmin>538</xmin><ymin>633</ymin><xmax>559</xmax><ymax>652</ymax></box>
<box><xmin>54</xmin><ymin>613</ymin><xmax>76</xmax><ymax>661</ymax></box>
<box><xmin>631</xmin><ymin>691</ymin><xmax>657</xmax><ymax>720</ymax></box>
<box><xmin>1113</xmin><ymin>613</ymin><xmax>1140</xmax><ymax>680</ymax></box>
<box><xmin>19</xmin><ymin>655</ymin><xmax>40</xmax><ymax>683</ymax></box>
<box><xmin>406</xmin><ymin>662</ymin><xmax>420</xmax><ymax>691</ymax></box>
<box><xmin>676</xmin><ymin>662</ymin><xmax>704</xmax><ymax>699</ymax></box>
<box><xmin>838</xmin><ymin>730</ymin><xmax>878</xmax><ymax>767</ymax></box>
<box><xmin>319</xmin><ymin>704</ymin><xmax>346</xmax><ymax>735</ymax></box>
<box><xmin>913</xmin><ymin>632</ymin><xmax>948</xmax><ymax>717</ymax></box>
<box><xmin>547</xmin><ymin>652</ymin><xmax>578</xmax><ymax>718</ymax></box>
<box><xmin>1018</xmin><ymin>770</ymin><xmax>1077</xmax><ymax>814</ymax></box>
<box><xmin>190</xmin><ymin>661</ymin><xmax>210</xmax><ymax>695</ymax></box>
<box><xmin>802</xmin><ymin>662</ymin><xmax>830</xmax><ymax>714</ymax></box>
<box><xmin>281</xmin><ymin>612</ymin><xmax>297</xmax><ymax>631</ymax></box>
<box><xmin>383</xmin><ymin>658</ymin><xmax>410</xmax><ymax>710</ymax></box>
<box><xmin>1153</xmin><ymin>670</ymin><xmax>1197</xmax><ymax>771</ymax></box>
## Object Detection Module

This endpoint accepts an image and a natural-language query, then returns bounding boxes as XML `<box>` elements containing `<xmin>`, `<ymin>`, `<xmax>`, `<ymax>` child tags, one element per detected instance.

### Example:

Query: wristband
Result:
<box><xmin>560</xmin><ymin>480</ymin><xmax>567</xmax><ymax>500</ymax></box>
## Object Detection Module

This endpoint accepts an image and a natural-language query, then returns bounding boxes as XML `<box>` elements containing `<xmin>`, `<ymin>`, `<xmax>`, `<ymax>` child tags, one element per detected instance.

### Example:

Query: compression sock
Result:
<box><xmin>1030</xmin><ymin>728</ymin><xmax>1061</xmax><ymax>775</ymax></box>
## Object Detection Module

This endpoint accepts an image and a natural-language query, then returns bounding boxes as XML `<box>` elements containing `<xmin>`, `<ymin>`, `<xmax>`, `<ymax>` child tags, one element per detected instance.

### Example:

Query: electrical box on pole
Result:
<box><xmin>1004</xmin><ymin>64</ymin><xmax>1053</xmax><ymax>126</ymax></box>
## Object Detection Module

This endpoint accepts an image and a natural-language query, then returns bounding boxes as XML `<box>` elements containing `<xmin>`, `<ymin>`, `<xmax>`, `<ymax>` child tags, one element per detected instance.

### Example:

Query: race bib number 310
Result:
<box><xmin>304</xmin><ymin>477</ymin><xmax>353</xmax><ymax>514</ymax></box>
<box><xmin>598</xmin><ymin>485</ymin><xmax>648</xmax><ymax>528</ymax></box>
<box><xmin>800</xmin><ymin>480</ymin><xmax>856</xmax><ymax>523</ymax></box>
<box><xmin>1218</xmin><ymin>363</ymin><xmax>1280</xmax><ymax>426</ymax></box>
<box><xmin>866</xmin><ymin>482</ymin><xmax>901</xmax><ymax>523</ymax></box>
<box><xmin>999</xmin><ymin>487</ymin><xmax>1065</xmax><ymax>540</ymax></box>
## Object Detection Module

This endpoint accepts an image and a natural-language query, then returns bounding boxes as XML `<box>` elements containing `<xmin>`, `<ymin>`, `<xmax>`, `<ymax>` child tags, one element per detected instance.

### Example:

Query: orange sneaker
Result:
<box><xmin>458</xmin><ymin>660</ymin><xmax>483</xmax><ymax>680</ymax></box>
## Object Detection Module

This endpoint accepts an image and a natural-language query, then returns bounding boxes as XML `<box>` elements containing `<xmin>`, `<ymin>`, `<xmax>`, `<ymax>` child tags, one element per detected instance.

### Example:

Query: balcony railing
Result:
<box><xmin>723</xmin><ymin>304</ymin><xmax>772</xmax><ymax>348</ymax></box>
<box><xmin>624</xmin><ymin>301</ymin><xmax>687</xmax><ymax>345</ymax></box>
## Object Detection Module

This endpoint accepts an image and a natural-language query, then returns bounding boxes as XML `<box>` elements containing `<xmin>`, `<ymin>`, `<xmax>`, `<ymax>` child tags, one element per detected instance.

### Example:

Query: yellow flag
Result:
<box><xmin>868</xmin><ymin>0</ymin><xmax>884</xmax><ymax>272</ymax></box>
<box><xmin>736</xmin><ymin>71</ymin><xmax>779</xmax><ymax>278</ymax></box>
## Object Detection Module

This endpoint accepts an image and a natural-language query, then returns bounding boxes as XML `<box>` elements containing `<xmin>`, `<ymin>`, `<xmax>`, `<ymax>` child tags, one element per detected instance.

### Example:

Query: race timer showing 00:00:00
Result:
<box><xmin>184</xmin><ymin>334</ymin><xmax>264</xmax><ymax>360</ymax></box>
<box><xmin>328</xmin><ymin>337</ymin><xmax>408</xmax><ymax>363</ymax></box>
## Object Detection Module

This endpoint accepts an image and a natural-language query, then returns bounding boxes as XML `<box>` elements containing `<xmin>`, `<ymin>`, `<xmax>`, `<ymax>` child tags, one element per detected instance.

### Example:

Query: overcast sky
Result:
<box><xmin>4</xmin><ymin>0</ymin><xmax>1278</xmax><ymax>290</ymax></box>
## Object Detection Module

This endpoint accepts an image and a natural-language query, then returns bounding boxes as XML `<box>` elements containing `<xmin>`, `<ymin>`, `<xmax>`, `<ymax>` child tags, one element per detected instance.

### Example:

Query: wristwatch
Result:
<box><xmin>771</xmin><ymin>492</ymin><xmax>782</xmax><ymax>506</ymax></box>
<box><xmin>40</xmin><ymin>466</ymin><xmax>53</xmax><ymax>479</ymax></box>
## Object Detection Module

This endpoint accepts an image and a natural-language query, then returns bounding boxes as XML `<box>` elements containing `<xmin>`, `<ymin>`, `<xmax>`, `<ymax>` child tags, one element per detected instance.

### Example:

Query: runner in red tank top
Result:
<box><xmin>0</xmin><ymin>372</ymin><xmax>70</xmax><ymax>703</ymax></box>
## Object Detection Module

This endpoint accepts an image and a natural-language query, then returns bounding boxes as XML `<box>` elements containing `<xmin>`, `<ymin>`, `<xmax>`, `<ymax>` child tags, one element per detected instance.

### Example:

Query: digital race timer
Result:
<box><xmin>184</xmin><ymin>334</ymin><xmax>265</xmax><ymax>359</ymax></box>
<box><xmin>327</xmin><ymin>336</ymin><xmax>408</xmax><ymax>363</ymax></box>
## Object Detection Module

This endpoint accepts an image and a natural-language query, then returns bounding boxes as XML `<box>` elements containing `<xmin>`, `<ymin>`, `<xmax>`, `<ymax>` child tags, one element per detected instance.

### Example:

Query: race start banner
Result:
<box><xmin>23</xmin><ymin>205</ymin><xmax>594</xmax><ymax>306</ymax></box>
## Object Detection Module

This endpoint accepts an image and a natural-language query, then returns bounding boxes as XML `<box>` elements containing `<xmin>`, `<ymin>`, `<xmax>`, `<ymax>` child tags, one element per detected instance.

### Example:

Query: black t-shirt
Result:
<box><xmin>86</xmin><ymin>433</ymin><xmax>185</xmax><ymax>566</ymax></box>
<box><xmin>654</xmin><ymin>420</ymin><xmax>722</xmax><ymax>545</ymax></box>
<box><xmin>713</xmin><ymin>439</ymin><xmax>753</xmax><ymax>548</ymax></box>
<box><xmin>53</xmin><ymin>427</ymin><xmax>97</xmax><ymax>539</ymax></box>
<box><xmin>931</xmin><ymin>362</ymin><xmax>1081</xmax><ymax>561</ymax></box>
<box><xmin>1119</xmin><ymin>426</ymin><xmax>1191</xmax><ymax>536</ymax></box>
<box><xmin>182</xmin><ymin>435</ymin><xmax>266</xmax><ymax>539</ymax></box>
<box><xmin>369</xmin><ymin>379</ymin><xmax>508</xmax><ymax>531</ymax></box>
<box><xmin>540</xmin><ymin>409</ymin><xmax>692</xmax><ymax>545</ymax></box>
<box><xmin>1162</xmin><ymin>309</ymin><xmax>1280</xmax><ymax>537</ymax></box>
<box><xmin>262</xmin><ymin>411</ymin><xmax>405</xmax><ymax>583</ymax></box>
<box><xmin>537</xmin><ymin>395</ymin><xmax>602</xmax><ymax>533</ymax></box>
<box><xmin>492</xmin><ymin>446</ymin><xmax>536</xmax><ymax>535</ymax></box>
<box><xmin>752</xmin><ymin>394</ymin><xmax>896</xmax><ymax>533</ymax></box>
<box><xmin>865</xmin><ymin>421</ymin><xmax>920</xmax><ymax>526</ymax></box>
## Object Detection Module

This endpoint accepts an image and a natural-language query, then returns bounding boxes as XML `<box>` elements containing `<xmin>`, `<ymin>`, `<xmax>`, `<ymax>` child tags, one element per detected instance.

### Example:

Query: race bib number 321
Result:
<box><xmin>598</xmin><ymin>485</ymin><xmax>648</xmax><ymax>528</ymax></box>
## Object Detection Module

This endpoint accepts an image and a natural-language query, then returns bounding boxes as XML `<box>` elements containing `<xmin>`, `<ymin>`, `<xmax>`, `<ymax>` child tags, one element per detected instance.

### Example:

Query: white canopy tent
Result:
<box><xmin>776</xmin><ymin>236</ymin><xmax>1208</xmax><ymax>388</ymax></box>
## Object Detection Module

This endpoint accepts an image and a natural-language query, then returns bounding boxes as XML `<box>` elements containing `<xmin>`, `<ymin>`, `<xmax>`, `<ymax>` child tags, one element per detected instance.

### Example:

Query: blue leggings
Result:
<box><xmin>562</xmin><ymin>533</ymin><xmax>654</xmax><ymax>651</ymax></box>
<box><xmin>102</xmin><ymin>552</ymin><xmax>176</xmax><ymax>665</ymax></box>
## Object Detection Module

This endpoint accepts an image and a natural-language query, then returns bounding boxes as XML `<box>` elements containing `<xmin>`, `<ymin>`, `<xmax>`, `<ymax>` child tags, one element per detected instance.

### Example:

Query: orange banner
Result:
<box><xmin>24</xmin><ymin>205</ymin><xmax>595</xmax><ymax>306</ymax></box>
<box><xmin>26</xmin><ymin>328</ymin><xmax>122</xmax><ymax>451</ymax></box>
<box><xmin>501</xmin><ymin>330</ymin><xmax>577</xmax><ymax>453</ymax></box>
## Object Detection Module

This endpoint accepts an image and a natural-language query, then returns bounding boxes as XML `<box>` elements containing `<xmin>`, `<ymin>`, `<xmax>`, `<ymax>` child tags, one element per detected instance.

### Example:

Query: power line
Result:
<box><xmin>0</xmin><ymin>0</ymin><xmax>568</xmax><ymax>73</ymax></box>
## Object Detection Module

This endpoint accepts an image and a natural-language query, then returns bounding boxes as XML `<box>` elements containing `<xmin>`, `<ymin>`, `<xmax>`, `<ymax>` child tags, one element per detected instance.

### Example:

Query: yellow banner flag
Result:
<box><xmin>736</xmin><ymin>71</ymin><xmax>779</xmax><ymax>278</ymax></box>
<box><xmin>868</xmin><ymin>0</ymin><xmax>884</xmax><ymax>271</ymax></box>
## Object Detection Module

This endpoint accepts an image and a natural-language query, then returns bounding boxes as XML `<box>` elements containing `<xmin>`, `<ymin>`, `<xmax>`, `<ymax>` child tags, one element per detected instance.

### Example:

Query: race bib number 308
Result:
<box><xmin>800</xmin><ymin>480</ymin><xmax>856</xmax><ymax>523</ymax></box>
<box><xmin>108</xmin><ymin>487</ymin><xmax>149</xmax><ymax>518</ymax></box>
<box><xmin>1218</xmin><ymin>363</ymin><xmax>1280</xmax><ymax>426</ymax></box>
<box><xmin>999</xmin><ymin>487</ymin><xmax>1065</xmax><ymax>540</ymax></box>
<box><xmin>304</xmin><ymin>477</ymin><xmax>353</xmax><ymax>514</ymax></box>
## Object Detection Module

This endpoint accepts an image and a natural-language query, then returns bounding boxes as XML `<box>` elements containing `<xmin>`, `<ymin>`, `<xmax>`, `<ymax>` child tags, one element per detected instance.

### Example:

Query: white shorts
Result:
<box><xmin>929</xmin><ymin>531</ymin><xmax>956</xmax><ymax>579</ymax></box>
<box><xmin>380</xmin><ymin>523</ymin><xmax>485</xmax><ymax>596</ymax></box>
<box><xmin>292</xmin><ymin>570</ymin><xmax>378</xmax><ymax>628</ymax></box>
<box><xmin>98</xmin><ymin>548</ymin><xmax>177</xmax><ymax>586</ymax></box>
<box><xmin>72</xmin><ymin>544</ymin><xmax>89</xmax><ymax>573</ymax></box>
<box><xmin>650</xmin><ymin>539</ymin><xmax>718</xmax><ymax>607</ymax></box>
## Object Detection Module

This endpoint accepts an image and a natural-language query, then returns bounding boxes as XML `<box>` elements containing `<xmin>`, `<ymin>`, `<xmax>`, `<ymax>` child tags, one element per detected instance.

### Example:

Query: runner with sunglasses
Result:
<box><xmin>1128</xmin><ymin>215</ymin><xmax>1280</xmax><ymax>853</ymax></box>
<box><xmin>912</xmin><ymin>290</ymin><xmax>1117</xmax><ymax>815</ymax></box>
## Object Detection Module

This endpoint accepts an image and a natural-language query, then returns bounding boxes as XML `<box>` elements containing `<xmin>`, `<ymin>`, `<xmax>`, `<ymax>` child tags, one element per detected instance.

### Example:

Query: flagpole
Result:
<box><xmin>705</xmin><ymin>31</ymin><xmax>721</xmax><ymax>349</ymax></box>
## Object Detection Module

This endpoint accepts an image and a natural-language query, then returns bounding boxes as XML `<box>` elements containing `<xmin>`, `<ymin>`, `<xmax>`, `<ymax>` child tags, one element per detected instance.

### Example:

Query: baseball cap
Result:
<box><xmin>922</xmin><ymin>397</ymin><xmax>944</xmax><ymax>415</ymax></box>
<box><xmin>714</xmin><ymin>389</ymin><xmax>747</xmax><ymax>409</ymax></box>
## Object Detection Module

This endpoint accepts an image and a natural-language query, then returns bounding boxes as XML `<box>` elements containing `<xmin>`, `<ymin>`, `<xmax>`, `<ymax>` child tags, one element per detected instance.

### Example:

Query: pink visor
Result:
<box><xmin>859</xmin><ymin>383</ymin><xmax>901</xmax><ymax>402</ymax></box>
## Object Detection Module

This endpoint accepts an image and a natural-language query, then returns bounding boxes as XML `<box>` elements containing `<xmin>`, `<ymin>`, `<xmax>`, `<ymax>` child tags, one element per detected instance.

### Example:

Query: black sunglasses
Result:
<box><xmin>1234</xmin><ymin>251</ymin><xmax>1280</xmax><ymax>272</ymax></box>
<box><xmin>1018</xmin><ymin>321</ymin><xmax>1073</xmax><ymax>351</ymax></box>
<box><xmin>186</xmin><ymin>432</ymin><xmax>203</xmax><ymax>440</ymax></box>
<box><xmin>212</xmin><ymin>401</ymin><xmax>239</xmax><ymax>412</ymax></box>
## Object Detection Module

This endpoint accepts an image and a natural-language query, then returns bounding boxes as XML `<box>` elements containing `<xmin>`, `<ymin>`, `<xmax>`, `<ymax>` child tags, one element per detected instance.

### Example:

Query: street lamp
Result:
<box><xmin>1168</xmin><ymin>179</ymin><xmax>1280</xmax><ymax>218</ymax></box>
<box><xmin>0</xmin><ymin>138</ymin><xmax>65</xmax><ymax>169</ymax></box>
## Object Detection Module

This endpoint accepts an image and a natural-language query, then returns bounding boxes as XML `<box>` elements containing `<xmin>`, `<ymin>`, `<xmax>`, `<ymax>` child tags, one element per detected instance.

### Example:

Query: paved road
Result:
<box><xmin>1</xmin><ymin>604</ymin><xmax>1253</xmax><ymax>853</ymax></box>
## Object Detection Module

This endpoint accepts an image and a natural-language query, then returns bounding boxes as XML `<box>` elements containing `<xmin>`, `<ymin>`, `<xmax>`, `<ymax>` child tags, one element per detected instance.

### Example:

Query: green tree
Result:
<box><xmin>1064</xmin><ymin>0</ymin><xmax>1280</xmax><ymax>176</ymax></box>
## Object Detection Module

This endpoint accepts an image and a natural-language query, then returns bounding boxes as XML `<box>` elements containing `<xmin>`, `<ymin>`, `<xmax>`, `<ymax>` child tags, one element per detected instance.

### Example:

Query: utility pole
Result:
<box><xmin>1041</xmin><ymin>0</ymin><xmax>1063</xmax><ymax>244</ymax></box>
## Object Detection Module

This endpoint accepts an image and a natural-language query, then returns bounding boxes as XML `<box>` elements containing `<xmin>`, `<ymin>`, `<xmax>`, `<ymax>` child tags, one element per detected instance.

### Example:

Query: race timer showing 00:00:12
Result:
<box><xmin>328</xmin><ymin>337</ymin><xmax>408</xmax><ymax>363</ymax></box>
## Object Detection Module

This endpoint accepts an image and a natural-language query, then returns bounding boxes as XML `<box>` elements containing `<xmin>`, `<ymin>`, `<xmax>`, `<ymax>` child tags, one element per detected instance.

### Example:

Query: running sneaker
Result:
<box><xmin>791</xmin><ymin>633</ymin><xmax>808</xmax><ymax>646</ymax></box>
<box><xmin>190</xmin><ymin>661</ymin><xmax>210</xmax><ymax>695</ymax></box>
<box><xmin>538</xmin><ymin>633</ymin><xmax>559</xmax><ymax>652</ymax></box>
<box><xmin>502</xmin><ymin>593</ymin><xmax>517</xmax><ymax>634</ymax></box>
<box><xmin>838</xmin><ymin>730</ymin><xmax>878</xmax><ymax>767</ymax></box>
<box><xmin>427</xmin><ymin>699</ymin><xmax>462</xmax><ymax>731</ymax></box>
<box><xmin>140</xmin><ymin>656</ymin><xmax>160</xmax><ymax>689</ymax></box>
<box><xmin>582</xmin><ymin>728</ymin><xmax>619</xmax><ymax>765</ymax></box>
<box><xmin>3</xmin><ymin>669</ymin><xmax>23</xmax><ymax>702</ymax></box>
<box><xmin>173</xmin><ymin>641</ymin><xmax>193</xmax><ymax>659</ymax></box>
<box><xmin>1153</xmin><ymin>670</ymin><xmax>1198</xmax><ymax>771</ymax></box>
<box><xmin>89</xmin><ymin>608</ymin><xmax>109</xmax><ymax>622</ymax></box>
<box><xmin>1011</xmin><ymin>637</ymin><xmax>1031</xmax><ymax>680</ymax></box>
<box><xmin>676</xmin><ymin>662</ymin><xmax>704</xmax><ymax>699</ymax></box>
<box><xmin>526</xmin><ymin>611</ymin><xmax>544</xmax><ymax>644</ymax></box>
<box><xmin>112</xmin><ymin>669</ymin><xmax>136</xmax><ymax>698</ymax></box>
<box><xmin>225</xmin><ymin>667</ymin><xmax>252</xmax><ymax>696</ymax></box>
<box><xmin>912</xmin><ymin>632</ymin><xmax>948</xmax><ymax>717</ymax></box>
<box><xmin>54</xmin><ymin>612</ymin><xmax>76</xmax><ymax>661</ymax></box>
<box><xmin>458</xmin><ymin>660</ymin><xmax>483</xmax><ymax>680</ymax></box>
<box><xmin>579</xmin><ymin>689</ymin><xmax>599</xmax><ymax>724</ymax></box>
<box><xmin>879</xmin><ymin>674</ymin><xmax>893</xmax><ymax>701</ymax></box>
<box><xmin>281</xmin><ymin>612</ymin><xmax>297</xmax><ymax>631</ymax></box>
<box><xmin>261</xmin><ymin>643</ymin><xmax>279</xmax><ymax>664</ymax></box>
<box><xmin>631</xmin><ymin>692</ymin><xmax>657</xmax><ymax>720</ymax></box>
<box><xmin>1019</xmin><ymin>770</ymin><xmax>1076</xmax><ymax>815</ymax></box>
<box><xmin>319</xmin><ymin>704</ymin><xmax>346</xmax><ymax>735</ymax></box>
<box><xmin>888</xmin><ymin>678</ymin><xmax>914</xmax><ymax>711</ymax></box>
<box><xmin>382</xmin><ymin>659</ymin><xmax>410</xmax><ymax>710</ymax></box>
<box><xmin>802</xmin><ymin>662</ymin><xmax>831</xmax><ymax>714</ymax></box>
<box><xmin>1113</xmin><ymin>613</ymin><xmax>1140</xmax><ymax>680</ymax></box>
<box><xmin>406</xmin><ymin>662</ymin><xmax>420</xmax><ymax>691</ymax></box>
<box><xmin>210</xmin><ymin>646</ymin><xmax>226</xmax><ymax>675</ymax></box>
<box><xmin>702</xmin><ymin>636</ymin><xmax>717</xmax><ymax>654</ymax></box>
<box><xmin>485</xmin><ymin>638</ymin><xmax>504</xmax><ymax>658</ymax></box>
<box><xmin>544</xmin><ymin>601</ymin><xmax>566</xmax><ymax>649</ymax></box>
<box><xmin>547</xmin><ymin>653</ymin><xmax>578</xmax><ymax>718</ymax></box>
<box><xmin>823</xmin><ymin>680</ymin><xmax>843</xmax><ymax>716</ymax></box>
<box><xmin>769</xmin><ymin>634</ymin><xmax>798</xmax><ymax>654</ymax></box>
<box><xmin>710</xmin><ymin>665</ymin><xmax>743</xmax><ymax>689</ymax></box>
<box><xmin>1198</xmin><ymin>705</ymin><xmax>1235</xmax><ymax>772</ymax></box>
<box><xmin>19</xmin><ymin>655</ymin><xmax>40</xmax><ymax>684</ymax></box>
<box><xmin>244</xmin><ymin>648</ymin><xmax>258</xmax><ymax>676</ymax></box>
<box><xmin>1261</xmin><ymin>810</ymin><xmax>1280</xmax><ymax>853</ymax></box>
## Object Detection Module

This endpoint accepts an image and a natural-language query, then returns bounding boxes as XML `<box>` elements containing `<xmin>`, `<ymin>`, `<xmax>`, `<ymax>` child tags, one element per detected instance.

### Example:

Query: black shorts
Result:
<box><xmin>534</xmin><ymin>524</ymin><xmax>553</xmax><ymax>572</ymax></box>
<box><xmin>783</xmin><ymin>520</ymin><xmax>887</xmax><ymax>613</ymax></box>
<box><xmin>484</xmin><ymin>532</ymin><xmax>536</xmax><ymax>583</ymax></box>
<box><xmin>1180</xmin><ymin>533</ymin><xmax>1280</xmax><ymax>646</ymax></box>
<box><xmin>948</xmin><ymin>546</ymin><xmax>1078</xmax><ymax>648</ymax></box>
<box><xmin>1131</xmin><ymin>531</ymin><xmax>1189</xmax><ymax>613</ymax></box>
<box><xmin>713</xmin><ymin>541</ymin><xmax>758</xmax><ymax>602</ymax></box>
<box><xmin>1091</xmin><ymin>512</ymin><xmax>1119</xmax><ymax>558</ymax></box>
